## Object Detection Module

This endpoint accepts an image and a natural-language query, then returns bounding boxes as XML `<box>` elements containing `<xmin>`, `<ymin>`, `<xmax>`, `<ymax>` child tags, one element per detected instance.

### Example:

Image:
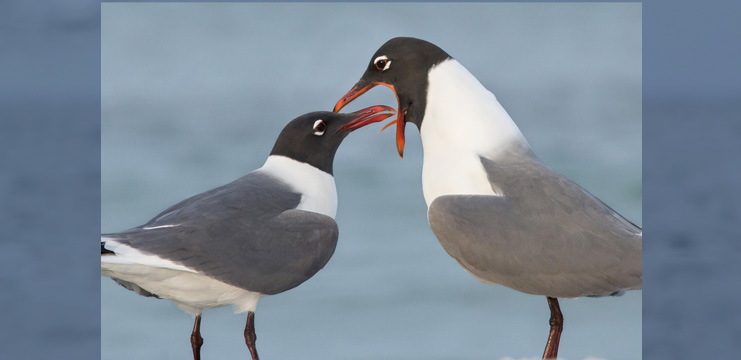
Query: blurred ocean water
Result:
<box><xmin>102</xmin><ymin>3</ymin><xmax>641</xmax><ymax>360</ymax></box>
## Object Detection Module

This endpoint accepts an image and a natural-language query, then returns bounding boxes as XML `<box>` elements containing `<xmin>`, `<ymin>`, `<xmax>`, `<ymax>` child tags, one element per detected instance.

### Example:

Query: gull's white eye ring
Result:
<box><xmin>374</xmin><ymin>55</ymin><xmax>391</xmax><ymax>71</ymax></box>
<box><xmin>313</xmin><ymin>120</ymin><xmax>326</xmax><ymax>136</ymax></box>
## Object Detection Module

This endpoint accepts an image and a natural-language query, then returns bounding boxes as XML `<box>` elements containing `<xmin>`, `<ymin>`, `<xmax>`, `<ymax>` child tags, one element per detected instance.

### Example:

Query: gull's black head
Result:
<box><xmin>333</xmin><ymin>37</ymin><xmax>452</xmax><ymax>158</ymax></box>
<box><xmin>270</xmin><ymin>106</ymin><xmax>396</xmax><ymax>175</ymax></box>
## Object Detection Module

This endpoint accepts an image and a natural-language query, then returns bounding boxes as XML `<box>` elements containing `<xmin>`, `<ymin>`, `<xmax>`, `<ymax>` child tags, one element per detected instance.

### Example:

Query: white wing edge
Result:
<box><xmin>101</xmin><ymin>236</ymin><xmax>198</xmax><ymax>273</ymax></box>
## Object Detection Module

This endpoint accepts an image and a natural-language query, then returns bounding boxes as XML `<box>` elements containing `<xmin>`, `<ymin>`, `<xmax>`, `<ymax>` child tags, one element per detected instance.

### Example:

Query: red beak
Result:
<box><xmin>339</xmin><ymin>105</ymin><xmax>397</xmax><ymax>132</ymax></box>
<box><xmin>334</xmin><ymin>82</ymin><xmax>406</xmax><ymax>158</ymax></box>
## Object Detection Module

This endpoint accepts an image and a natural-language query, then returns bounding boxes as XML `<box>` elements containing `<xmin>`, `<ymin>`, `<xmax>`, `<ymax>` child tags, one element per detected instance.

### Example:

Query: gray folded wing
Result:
<box><xmin>103</xmin><ymin>171</ymin><xmax>339</xmax><ymax>295</ymax></box>
<box><xmin>427</xmin><ymin>155</ymin><xmax>641</xmax><ymax>298</ymax></box>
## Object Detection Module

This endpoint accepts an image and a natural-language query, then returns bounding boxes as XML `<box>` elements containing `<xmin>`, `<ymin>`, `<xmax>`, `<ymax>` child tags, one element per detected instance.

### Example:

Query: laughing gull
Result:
<box><xmin>101</xmin><ymin>106</ymin><xmax>395</xmax><ymax>360</ymax></box>
<box><xmin>333</xmin><ymin>37</ymin><xmax>641</xmax><ymax>359</ymax></box>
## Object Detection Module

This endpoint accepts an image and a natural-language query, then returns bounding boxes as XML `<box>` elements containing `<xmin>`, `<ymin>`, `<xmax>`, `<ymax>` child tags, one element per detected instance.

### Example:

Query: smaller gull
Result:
<box><xmin>101</xmin><ymin>106</ymin><xmax>396</xmax><ymax>360</ymax></box>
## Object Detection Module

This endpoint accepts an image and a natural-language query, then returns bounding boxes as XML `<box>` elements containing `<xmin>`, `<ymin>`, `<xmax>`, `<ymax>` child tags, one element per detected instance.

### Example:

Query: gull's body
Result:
<box><xmin>101</xmin><ymin>158</ymin><xmax>339</xmax><ymax>315</ymax></box>
<box><xmin>421</xmin><ymin>59</ymin><xmax>641</xmax><ymax>298</ymax></box>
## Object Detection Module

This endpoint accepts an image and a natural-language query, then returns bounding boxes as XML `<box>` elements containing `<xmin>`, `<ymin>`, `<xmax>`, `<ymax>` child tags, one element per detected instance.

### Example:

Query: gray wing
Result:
<box><xmin>427</xmin><ymin>156</ymin><xmax>641</xmax><ymax>298</ymax></box>
<box><xmin>103</xmin><ymin>171</ymin><xmax>339</xmax><ymax>295</ymax></box>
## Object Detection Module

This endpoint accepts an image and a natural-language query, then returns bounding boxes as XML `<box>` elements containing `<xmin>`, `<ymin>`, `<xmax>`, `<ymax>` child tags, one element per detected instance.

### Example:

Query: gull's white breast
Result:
<box><xmin>419</xmin><ymin>59</ymin><xmax>528</xmax><ymax>207</ymax></box>
<box><xmin>259</xmin><ymin>155</ymin><xmax>338</xmax><ymax>219</ymax></box>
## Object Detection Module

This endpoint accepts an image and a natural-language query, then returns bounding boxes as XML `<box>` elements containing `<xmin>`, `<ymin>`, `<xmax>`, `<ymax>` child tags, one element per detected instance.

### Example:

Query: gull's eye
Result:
<box><xmin>374</xmin><ymin>55</ymin><xmax>391</xmax><ymax>71</ymax></box>
<box><xmin>313</xmin><ymin>120</ymin><xmax>326</xmax><ymax>136</ymax></box>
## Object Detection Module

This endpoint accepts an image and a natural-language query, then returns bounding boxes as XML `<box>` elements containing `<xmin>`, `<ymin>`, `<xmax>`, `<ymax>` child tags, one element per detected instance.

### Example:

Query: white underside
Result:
<box><xmin>102</xmin><ymin>261</ymin><xmax>262</xmax><ymax>315</ymax></box>
<box><xmin>102</xmin><ymin>238</ymin><xmax>262</xmax><ymax>314</ymax></box>
<box><xmin>420</xmin><ymin>59</ymin><xmax>529</xmax><ymax>207</ymax></box>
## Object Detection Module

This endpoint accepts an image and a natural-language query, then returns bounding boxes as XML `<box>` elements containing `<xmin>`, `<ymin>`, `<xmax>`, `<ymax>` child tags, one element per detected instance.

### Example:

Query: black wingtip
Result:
<box><xmin>101</xmin><ymin>242</ymin><xmax>114</xmax><ymax>255</ymax></box>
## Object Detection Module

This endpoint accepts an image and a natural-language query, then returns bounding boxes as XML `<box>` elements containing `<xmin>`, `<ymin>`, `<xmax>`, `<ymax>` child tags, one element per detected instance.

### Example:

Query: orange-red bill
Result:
<box><xmin>338</xmin><ymin>105</ymin><xmax>397</xmax><ymax>132</ymax></box>
<box><xmin>394</xmin><ymin>109</ymin><xmax>405</xmax><ymax>158</ymax></box>
<box><xmin>333</xmin><ymin>82</ymin><xmax>406</xmax><ymax>158</ymax></box>
<box><xmin>379</xmin><ymin>119</ymin><xmax>397</xmax><ymax>133</ymax></box>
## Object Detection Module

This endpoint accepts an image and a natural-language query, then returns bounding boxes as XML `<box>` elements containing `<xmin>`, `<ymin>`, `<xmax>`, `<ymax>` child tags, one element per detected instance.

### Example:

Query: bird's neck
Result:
<box><xmin>419</xmin><ymin>59</ymin><xmax>530</xmax><ymax>206</ymax></box>
<box><xmin>259</xmin><ymin>155</ymin><xmax>338</xmax><ymax>219</ymax></box>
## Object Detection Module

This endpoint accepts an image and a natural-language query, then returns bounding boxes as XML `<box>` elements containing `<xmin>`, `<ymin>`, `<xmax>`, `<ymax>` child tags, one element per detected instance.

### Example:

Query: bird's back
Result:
<box><xmin>102</xmin><ymin>170</ymin><xmax>340</xmax><ymax>296</ymax></box>
<box><xmin>428</xmin><ymin>154</ymin><xmax>641</xmax><ymax>298</ymax></box>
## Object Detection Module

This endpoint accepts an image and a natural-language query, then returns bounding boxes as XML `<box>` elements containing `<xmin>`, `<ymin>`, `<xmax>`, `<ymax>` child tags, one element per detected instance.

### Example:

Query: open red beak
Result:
<box><xmin>334</xmin><ymin>82</ymin><xmax>406</xmax><ymax>158</ymax></box>
<box><xmin>339</xmin><ymin>105</ymin><xmax>397</xmax><ymax>132</ymax></box>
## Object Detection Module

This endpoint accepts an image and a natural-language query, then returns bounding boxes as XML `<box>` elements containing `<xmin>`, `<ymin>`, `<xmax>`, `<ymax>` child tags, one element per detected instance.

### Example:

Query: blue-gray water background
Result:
<box><xmin>101</xmin><ymin>3</ymin><xmax>641</xmax><ymax>360</ymax></box>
